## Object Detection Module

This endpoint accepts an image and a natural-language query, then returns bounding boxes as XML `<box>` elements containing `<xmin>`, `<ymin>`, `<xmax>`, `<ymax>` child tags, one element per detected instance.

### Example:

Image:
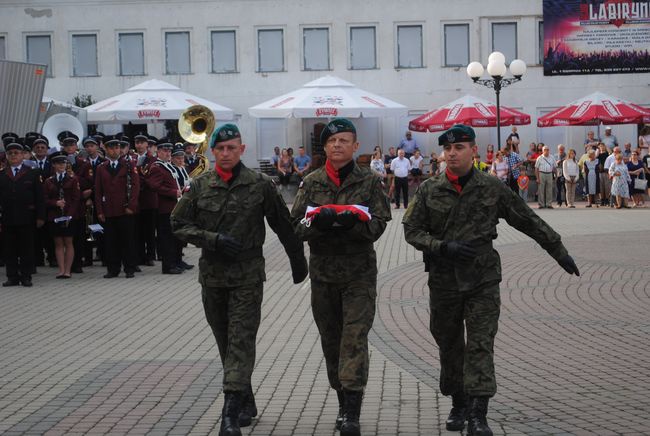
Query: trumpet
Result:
<box><xmin>178</xmin><ymin>104</ymin><xmax>215</xmax><ymax>178</ymax></box>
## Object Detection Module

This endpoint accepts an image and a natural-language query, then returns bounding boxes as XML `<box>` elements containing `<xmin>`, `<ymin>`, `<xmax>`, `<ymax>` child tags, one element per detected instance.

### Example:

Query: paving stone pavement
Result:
<box><xmin>1</xmin><ymin>206</ymin><xmax>649</xmax><ymax>435</ymax></box>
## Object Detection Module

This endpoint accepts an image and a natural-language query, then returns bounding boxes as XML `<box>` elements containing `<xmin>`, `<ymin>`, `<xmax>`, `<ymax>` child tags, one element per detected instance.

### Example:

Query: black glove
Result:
<box><xmin>557</xmin><ymin>255</ymin><xmax>580</xmax><ymax>276</ymax></box>
<box><xmin>336</xmin><ymin>210</ymin><xmax>358</xmax><ymax>230</ymax></box>
<box><xmin>216</xmin><ymin>234</ymin><xmax>243</xmax><ymax>259</ymax></box>
<box><xmin>312</xmin><ymin>207</ymin><xmax>337</xmax><ymax>231</ymax></box>
<box><xmin>289</xmin><ymin>254</ymin><xmax>309</xmax><ymax>284</ymax></box>
<box><xmin>441</xmin><ymin>241</ymin><xmax>478</xmax><ymax>262</ymax></box>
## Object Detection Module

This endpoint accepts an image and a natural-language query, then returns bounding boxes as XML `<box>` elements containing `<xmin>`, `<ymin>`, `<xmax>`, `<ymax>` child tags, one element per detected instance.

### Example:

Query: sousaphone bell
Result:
<box><xmin>178</xmin><ymin>104</ymin><xmax>215</xmax><ymax>178</ymax></box>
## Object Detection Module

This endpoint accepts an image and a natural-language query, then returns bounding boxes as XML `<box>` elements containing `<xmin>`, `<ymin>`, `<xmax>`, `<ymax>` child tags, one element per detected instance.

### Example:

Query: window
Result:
<box><xmin>258</xmin><ymin>29</ymin><xmax>284</xmax><ymax>72</ymax></box>
<box><xmin>397</xmin><ymin>25</ymin><xmax>423</xmax><ymax>68</ymax></box>
<box><xmin>71</xmin><ymin>34</ymin><xmax>98</xmax><ymax>76</ymax></box>
<box><xmin>350</xmin><ymin>26</ymin><xmax>376</xmax><ymax>69</ymax></box>
<box><xmin>165</xmin><ymin>31</ymin><xmax>191</xmax><ymax>74</ymax></box>
<box><xmin>26</xmin><ymin>35</ymin><xmax>52</xmax><ymax>76</ymax></box>
<box><xmin>0</xmin><ymin>36</ymin><xmax>6</xmax><ymax>60</ymax></box>
<box><xmin>492</xmin><ymin>22</ymin><xmax>517</xmax><ymax>62</ymax></box>
<box><xmin>538</xmin><ymin>21</ymin><xmax>544</xmax><ymax>65</ymax></box>
<box><xmin>118</xmin><ymin>33</ymin><xmax>144</xmax><ymax>76</ymax></box>
<box><xmin>303</xmin><ymin>27</ymin><xmax>329</xmax><ymax>71</ymax></box>
<box><xmin>444</xmin><ymin>24</ymin><xmax>469</xmax><ymax>67</ymax></box>
<box><xmin>211</xmin><ymin>30</ymin><xmax>237</xmax><ymax>73</ymax></box>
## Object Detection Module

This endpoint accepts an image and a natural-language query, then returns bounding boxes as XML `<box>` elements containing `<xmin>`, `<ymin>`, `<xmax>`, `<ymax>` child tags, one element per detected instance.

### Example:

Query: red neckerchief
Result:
<box><xmin>215</xmin><ymin>164</ymin><xmax>233</xmax><ymax>183</ymax></box>
<box><xmin>445</xmin><ymin>168</ymin><xmax>462</xmax><ymax>193</ymax></box>
<box><xmin>325</xmin><ymin>159</ymin><xmax>340</xmax><ymax>187</ymax></box>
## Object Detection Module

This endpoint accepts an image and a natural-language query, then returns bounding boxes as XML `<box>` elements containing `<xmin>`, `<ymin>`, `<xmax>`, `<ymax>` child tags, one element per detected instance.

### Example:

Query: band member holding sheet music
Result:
<box><xmin>43</xmin><ymin>152</ymin><xmax>81</xmax><ymax>279</ymax></box>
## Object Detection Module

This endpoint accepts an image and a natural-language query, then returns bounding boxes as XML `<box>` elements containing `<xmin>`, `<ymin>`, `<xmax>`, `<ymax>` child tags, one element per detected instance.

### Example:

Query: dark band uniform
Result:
<box><xmin>43</xmin><ymin>153</ymin><xmax>82</xmax><ymax>237</ymax></box>
<box><xmin>94</xmin><ymin>138</ymin><xmax>140</xmax><ymax>277</ymax></box>
<box><xmin>148</xmin><ymin>141</ymin><xmax>182</xmax><ymax>274</ymax></box>
<box><xmin>135</xmin><ymin>133</ymin><xmax>158</xmax><ymax>265</ymax></box>
<box><xmin>0</xmin><ymin>142</ymin><xmax>46</xmax><ymax>286</ymax></box>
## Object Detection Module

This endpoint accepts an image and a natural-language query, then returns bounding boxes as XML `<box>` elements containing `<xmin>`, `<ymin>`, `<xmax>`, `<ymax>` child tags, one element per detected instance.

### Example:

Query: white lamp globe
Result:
<box><xmin>488</xmin><ymin>51</ymin><xmax>506</xmax><ymax>65</ymax></box>
<box><xmin>509</xmin><ymin>59</ymin><xmax>527</xmax><ymax>77</ymax></box>
<box><xmin>487</xmin><ymin>61</ymin><xmax>507</xmax><ymax>77</ymax></box>
<box><xmin>466</xmin><ymin>62</ymin><xmax>484</xmax><ymax>79</ymax></box>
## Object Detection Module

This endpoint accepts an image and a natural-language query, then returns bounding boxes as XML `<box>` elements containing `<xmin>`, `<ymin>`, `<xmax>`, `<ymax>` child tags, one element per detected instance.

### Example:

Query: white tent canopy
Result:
<box><xmin>85</xmin><ymin>79</ymin><xmax>235</xmax><ymax>123</ymax></box>
<box><xmin>248</xmin><ymin>75</ymin><xmax>408</xmax><ymax>118</ymax></box>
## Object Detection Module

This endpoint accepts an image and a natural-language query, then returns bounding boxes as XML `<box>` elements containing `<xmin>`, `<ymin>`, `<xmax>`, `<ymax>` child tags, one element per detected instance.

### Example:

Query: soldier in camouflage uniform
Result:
<box><xmin>291</xmin><ymin>118</ymin><xmax>391</xmax><ymax>436</ymax></box>
<box><xmin>403</xmin><ymin>125</ymin><xmax>579</xmax><ymax>436</ymax></box>
<box><xmin>171</xmin><ymin>124</ymin><xmax>308</xmax><ymax>436</ymax></box>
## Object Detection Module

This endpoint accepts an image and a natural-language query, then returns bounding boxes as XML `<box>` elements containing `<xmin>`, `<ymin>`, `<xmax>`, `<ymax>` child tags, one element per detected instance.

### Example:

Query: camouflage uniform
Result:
<box><xmin>171</xmin><ymin>164</ymin><xmax>304</xmax><ymax>391</ymax></box>
<box><xmin>403</xmin><ymin>168</ymin><xmax>569</xmax><ymax>397</ymax></box>
<box><xmin>291</xmin><ymin>163</ymin><xmax>391</xmax><ymax>391</ymax></box>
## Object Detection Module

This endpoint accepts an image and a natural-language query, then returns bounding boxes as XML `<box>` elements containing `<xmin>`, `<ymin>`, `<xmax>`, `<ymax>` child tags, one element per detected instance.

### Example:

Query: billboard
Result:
<box><xmin>543</xmin><ymin>0</ymin><xmax>650</xmax><ymax>76</ymax></box>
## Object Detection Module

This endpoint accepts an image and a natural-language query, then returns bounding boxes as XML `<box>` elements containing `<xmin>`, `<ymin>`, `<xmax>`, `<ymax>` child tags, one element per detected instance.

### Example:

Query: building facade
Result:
<box><xmin>1</xmin><ymin>0</ymin><xmax>648</xmax><ymax>166</ymax></box>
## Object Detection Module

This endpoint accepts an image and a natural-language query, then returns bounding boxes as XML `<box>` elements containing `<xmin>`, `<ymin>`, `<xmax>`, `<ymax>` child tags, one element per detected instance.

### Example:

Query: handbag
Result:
<box><xmin>634</xmin><ymin>177</ymin><xmax>647</xmax><ymax>190</ymax></box>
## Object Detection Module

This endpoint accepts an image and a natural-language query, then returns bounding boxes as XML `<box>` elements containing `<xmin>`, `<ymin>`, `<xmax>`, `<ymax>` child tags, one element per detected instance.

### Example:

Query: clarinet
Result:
<box><xmin>58</xmin><ymin>176</ymin><xmax>69</xmax><ymax>228</ymax></box>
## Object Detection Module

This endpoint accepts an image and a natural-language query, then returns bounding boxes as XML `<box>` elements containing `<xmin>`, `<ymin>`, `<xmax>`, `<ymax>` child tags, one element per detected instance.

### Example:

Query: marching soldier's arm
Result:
<box><xmin>344</xmin><ymin>176</ymin><xmax>391</xmax><ymax>243</ymax></box>
<box><xmin>290</xmin><ymin>181</ymin><xmax>326</xmax><ymax>241</ymax></box>
<box><xmin>171</xmin><ymin>181</ymin><xmax>219</xmax><ymax>249</ymax></box>
<box><xmin>263</xmin><ymin>178</ymin><xmax>304</xmax><ymax>255</ymax></box>
<box><xmin>500</xmin><ymin>186</ymin><xmax>568</xmax><ymax>260</ymax></box>
<box><xmin>403</xmin><ymin>186</ymin><xmax>444</xmax><ymax>254</ymax></box>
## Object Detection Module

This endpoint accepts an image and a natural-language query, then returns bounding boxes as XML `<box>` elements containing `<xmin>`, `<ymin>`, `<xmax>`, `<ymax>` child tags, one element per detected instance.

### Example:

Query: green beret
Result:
<box><xmin>438</xmin><ymin>124</ymin><xmax>476</xmax><ymax>146</ymax></box>
<box><xmin>210</xmin><ymin>124</ymin><xmax>241</xmax><ymax>148</ymax></box>
<box><xmin>320</xmin><ymin>118</ymin><xmax>356</xmax><ymax>145</ymax></box>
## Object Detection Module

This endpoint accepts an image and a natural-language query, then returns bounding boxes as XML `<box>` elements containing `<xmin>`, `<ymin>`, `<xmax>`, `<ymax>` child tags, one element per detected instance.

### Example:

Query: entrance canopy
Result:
<box><xmin>248</xmin><ymin>75</ymin><xmax>408</xmax><ymax>118</ymax></box>
<box><xmin>408</xmin><ymin>94</ymin><xmax>531</xmax><ymax>132</ymax></box>
<box><xmin>85</xmin><ymin>79</ymin><xmax>235</xmax><ymax>123</ymax></box>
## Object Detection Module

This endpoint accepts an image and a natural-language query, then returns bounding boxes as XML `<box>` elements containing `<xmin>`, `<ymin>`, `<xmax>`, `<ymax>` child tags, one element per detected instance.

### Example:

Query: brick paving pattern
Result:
<box><xmin>1</xmin><ymin>208</ymin><xmax>649</xmax><ymax>435</ymax></box>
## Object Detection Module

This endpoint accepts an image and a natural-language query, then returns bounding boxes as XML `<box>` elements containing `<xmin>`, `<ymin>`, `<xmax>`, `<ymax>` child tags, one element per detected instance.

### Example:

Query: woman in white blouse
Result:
<box><xmin>490</xmin><ymin>151</ymin><xmax>509</xmax><ymax>184</ymax></box>
<box><xmin>562</xmin><ymin>149</ymin><xmax>580</xmax><ymax>208</ymax></box>
<box><xmin>370</xmin><ymin>149</ymin><xmax>386</xmax><ymax>179</ymax></box>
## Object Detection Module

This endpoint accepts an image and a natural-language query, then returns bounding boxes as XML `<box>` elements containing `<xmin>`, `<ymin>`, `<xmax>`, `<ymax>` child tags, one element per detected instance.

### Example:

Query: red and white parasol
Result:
<box><xmin>408</xmin><ymin>95</ymin><xmax>531</xmax><ymax>133</ymax></box>
<box><xmin>537</xmin><ymin>92</ymin><xmax>650</xmax><ymax>127</ymax></box>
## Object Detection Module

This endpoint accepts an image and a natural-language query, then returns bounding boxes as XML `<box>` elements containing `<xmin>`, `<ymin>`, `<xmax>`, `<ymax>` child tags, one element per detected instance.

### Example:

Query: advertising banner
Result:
<box><xmin>543</xmin><ymin>0</ymin><xmax>650</xmax><ymax>76</ymax></box>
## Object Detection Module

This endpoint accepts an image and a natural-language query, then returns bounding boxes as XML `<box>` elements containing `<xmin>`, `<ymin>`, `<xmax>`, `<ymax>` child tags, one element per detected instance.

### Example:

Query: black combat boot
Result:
<box><xmin>238</xmin><ymin>385</ymin><xmax>257</xmax><ymax>427</ymax></box>
<box><xmin>340</xmin><ymin>390</ymin><xmax>362</xmax><ymax>436</ymax></box>
<box><xmin>445</xmin><ymin>393</ymin><xmax>468</xmax><ymax>431</ymax></box>
<box><xmin>219</xmin><ymin>391</ymin><xmax>242</xmax><ymax>436</ymax></box>
<box><xmin>467</xmin><ymin>396</ymin><xmax>493</xmax><ymax>436</ymax></box>
<box><xmin>335</xmin><ymin>390</ymin><xmax>344</xmax><ymax>430</ymax></box>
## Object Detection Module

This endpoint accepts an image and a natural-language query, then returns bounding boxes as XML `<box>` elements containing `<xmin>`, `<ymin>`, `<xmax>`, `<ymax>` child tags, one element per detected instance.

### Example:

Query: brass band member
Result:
<box><xmin>44</xmin><ymin>152</ymin><xmax>81</xmax><ymax>279</ymax></box>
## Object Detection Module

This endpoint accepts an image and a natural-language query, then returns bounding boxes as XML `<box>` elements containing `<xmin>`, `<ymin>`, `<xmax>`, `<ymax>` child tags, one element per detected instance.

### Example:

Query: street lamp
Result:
<box><xmin>467</xmin><ymin>52</ymin><xmax>527</xmax><ymax>150</ymax></box>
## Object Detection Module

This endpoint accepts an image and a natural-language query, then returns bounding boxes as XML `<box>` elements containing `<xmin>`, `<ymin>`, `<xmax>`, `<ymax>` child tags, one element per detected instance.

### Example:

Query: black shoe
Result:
<box><xmin>238</xmin><ymin>385</ymin><xmax>257</xmax><ymax>427</ymax></box>
<box><xmin>340</xmin><ymin>390</ymin><xmax>362</xmax><ymax>436</ymax></box>
<box><xmin>21</xmin><ymin>278</ymin><xmax>33</xmax><ymax>287</ymax></box>
<box><xmin>335</xmin><ymin>390</ymin><xmax>344</xmax><ymax>430</ymax></box>
<box><xmin>467</xmin><ymin>396</ymin><xmax>493</xmax><ymax>436</ymax></box>
<box><xmin>162</xmin><ymin>267</ymin><xmax>184</xmax><ymax>275</ymax></box>
<box><xmin>3</xmin><ymin>279</ymin><xmax>20</xmax><ymax>287</ymax></box>
<box><xmin>103</xmin><ymin>272</ymin><xmax>119</xmax><ymax>278</ymax></box>
<box><xmin>144</xmin><ymin>260</ymin><xmax>155</xmax><ymax>266</ymax></box>
<box><xmin>219</xmin><ymin>391</ymin><xmax>242</xmax><ymax>436</ymax></box>
<box><xmin>71</xmin><ymin>267</ymin><xmax>83</xmax><ymax>274</ymax></box>
<box><xmin>446</xmin><ymin>393</ymin><xmax>468</xmax><ymax>431</ymax></box>
<box><xmin>180</xmin><ymin>261</ymin><xmax>194</xmax><ymax>270</ymax></box>
<box><xmin>133</xmin><ymin>266</ymin><xmax>142</xmax><ymax>273</ymax></box>
<box><xmin>125</xmin><ymin>272</ymin><xmax>135</xmax><ymax>278</ymax></box>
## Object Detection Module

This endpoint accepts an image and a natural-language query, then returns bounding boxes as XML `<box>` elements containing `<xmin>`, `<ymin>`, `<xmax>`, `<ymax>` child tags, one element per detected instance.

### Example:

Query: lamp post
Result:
<box><xmin>467</xmin><ymin>52</ymin><xmax>527</xmax><ymax>150</ymax></box>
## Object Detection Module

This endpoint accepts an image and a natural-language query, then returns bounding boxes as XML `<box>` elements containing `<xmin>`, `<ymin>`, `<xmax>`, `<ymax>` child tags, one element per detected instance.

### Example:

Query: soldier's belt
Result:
<box><xmin>213</xmin><ymin>247</ymin><xmax>263</xmax><ymax>262</ymax></box>
<box><xmin>310</xmin><ymin>242</ymin><xmax>373</xmax><ymax>256</ymax></box>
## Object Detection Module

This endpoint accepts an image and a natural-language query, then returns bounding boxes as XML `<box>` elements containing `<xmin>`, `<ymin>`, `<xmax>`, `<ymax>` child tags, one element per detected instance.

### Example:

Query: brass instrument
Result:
<box><xmin>57</xmin><ymin>176</ymin><xmax>69</xmax><ymax>228</ymax></box>
<box><xmin>178</xmin><ymin>104</ymin><xmax>215</xmax><ymax>178</ymax></box>
<box><xmin>124</xmin><ymin>154</ymin><xmax>133</xmax><ymax>208</ymax></box>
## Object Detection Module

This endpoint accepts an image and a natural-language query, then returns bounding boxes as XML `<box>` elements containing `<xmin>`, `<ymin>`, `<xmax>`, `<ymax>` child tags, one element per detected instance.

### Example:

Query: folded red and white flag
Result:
<box><xmin>301</xmin><ymin>204</ymin><xmax>371</xmax><ymax>227</ymax></box>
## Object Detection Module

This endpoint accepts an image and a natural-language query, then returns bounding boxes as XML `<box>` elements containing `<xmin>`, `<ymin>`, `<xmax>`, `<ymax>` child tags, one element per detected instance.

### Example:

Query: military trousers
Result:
<box><xmin>311</xmin><ymin>279</ymin><xmax>376</xmax><ymax>392</ymax></box>
<box><xmin>202</xmin><ymin>282</ymin><xmax>263</xmax><ymax>392</ymax></box>
<box><xmin>429</xmin><ymin>281</ymin><xmax>500</xmax><ymax>397</ymax></box>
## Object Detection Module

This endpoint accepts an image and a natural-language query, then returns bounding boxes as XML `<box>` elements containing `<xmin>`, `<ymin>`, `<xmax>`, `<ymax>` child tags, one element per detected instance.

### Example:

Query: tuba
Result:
<box><xmin>178</xmin><ymin>104</ymin><xmax>215</xmax><ymax>178</ymax></box>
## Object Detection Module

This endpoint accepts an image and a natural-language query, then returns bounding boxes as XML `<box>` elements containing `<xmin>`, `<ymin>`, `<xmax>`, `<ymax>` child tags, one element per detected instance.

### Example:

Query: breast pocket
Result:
<box><xmin>424</xmin><ymin>194</ymin><xmax>454</xmax><ymax>236</ymax></box>
<box><xmin>196</xmin><ymin>194</ymin><xmax>225</xmax><ymax>230</ymax></box>
<box><xmin>309</xmin><ymin>187</ymin><xmax>333</xmax><ymax>207</ymax></box>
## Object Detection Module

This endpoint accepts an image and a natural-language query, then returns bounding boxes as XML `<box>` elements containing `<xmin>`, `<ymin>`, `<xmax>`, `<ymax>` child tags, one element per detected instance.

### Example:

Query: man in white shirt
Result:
<box><xmin>604</xmin><ymin>146</ymin><xmax>621</xmax><ymax>208</ymax></box>
<box><xmin>535</xmin><ymin>146</ymin><xmax>557</xmax><ymax>209</ymax></box>
<box><xmin>390</xmin><ymin>149</ymin><xmax>412</xmax><ymax>209</ymax></box>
